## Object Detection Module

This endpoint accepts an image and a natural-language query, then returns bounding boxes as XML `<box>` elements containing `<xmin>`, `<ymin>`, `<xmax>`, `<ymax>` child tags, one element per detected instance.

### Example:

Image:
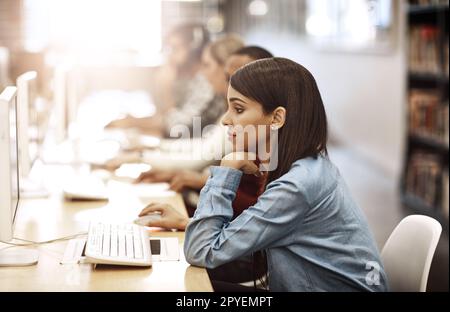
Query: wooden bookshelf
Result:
<box><xmin>403</xmin><ymin>1</ymin><xmax>449</xmax><ymax>231</ymax></box>
<box><xmin>409</xmin><ymin>72</ymin><xmax>449</xmax><ymax>85</ymax></box>
<box><xmin>409</xmin><ymin>134</ymin><xmax>449</xmax><ymax>152</ymax></box>
<box><xmin>402</xmin><ymin>193</ymin><xmax>449</xmax><ymax>233</ymax></box>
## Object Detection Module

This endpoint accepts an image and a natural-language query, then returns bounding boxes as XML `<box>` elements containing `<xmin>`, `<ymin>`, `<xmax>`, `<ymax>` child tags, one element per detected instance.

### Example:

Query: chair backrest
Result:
<box><xmin>381</xmin><ymin>215</ymin><xmax>442</xmax><ymax>292</ymax></box>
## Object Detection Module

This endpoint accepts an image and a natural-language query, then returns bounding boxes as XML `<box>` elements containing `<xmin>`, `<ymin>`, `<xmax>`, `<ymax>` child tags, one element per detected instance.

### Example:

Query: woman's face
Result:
<box><xmin>222</xmin><ymin>86</ymin><xmax>273</xmax><ymax>153</ymax></box>
<box><xmin>201</xmin><ymin>48</ymin><xmax>228</xmax><ymax>96</ymax></box>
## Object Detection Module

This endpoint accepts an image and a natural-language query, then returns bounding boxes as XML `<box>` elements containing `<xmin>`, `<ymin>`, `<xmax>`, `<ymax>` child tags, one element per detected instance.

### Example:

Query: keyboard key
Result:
<box><xmin>126</xmin><ymin>234</ymin><xmax>134</xmax><ymax>258</ymax></box>
<box><xmin>102</xmin><ymin>234</ymin><xmax>111</xmax><ymax>257</ymax></box>
<box><xmin>118</xmin><ymin>232</ymin><xmax>126</xmax><ymax>257</ymax></box>
<box><xmin>110</xmin><ymin>228</ymin><xmax>118</xmax><ymax>257</ymax></box>
<box><xmin>134</xmin><ymin>238</ymin><xmax>143</xmax><ymax>259</ymax></box>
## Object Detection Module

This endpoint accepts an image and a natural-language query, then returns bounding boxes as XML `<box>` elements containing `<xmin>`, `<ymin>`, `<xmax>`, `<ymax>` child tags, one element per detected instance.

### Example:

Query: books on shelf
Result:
<box><xmin>406</xmin><ymin>151</ymin><xmax>445</xmax><ymax>209</ymax></box>
<box><xmin>409</xmin><ymin>89</ymin><xmax>449</xmax><ymax>146</ymax></box>
<box><xmin>405</xmin><ymin>0</ymin><xmax>449</xmax><ymax>223</ymax></box>
<box><xmin>409</xmin><ymin>26</ymin><xmax>442</xmax><ymax>75</ymax></box>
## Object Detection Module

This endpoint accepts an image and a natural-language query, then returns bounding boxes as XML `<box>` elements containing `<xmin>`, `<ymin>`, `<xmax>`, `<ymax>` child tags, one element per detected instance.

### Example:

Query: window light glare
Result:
<box><xmin>248</xmin><ymin>0</ymin><xmax>268</xmax><ymax>16</ymax></box>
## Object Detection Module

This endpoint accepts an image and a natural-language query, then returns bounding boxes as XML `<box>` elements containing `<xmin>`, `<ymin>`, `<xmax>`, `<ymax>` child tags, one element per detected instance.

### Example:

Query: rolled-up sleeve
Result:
<box><xmin>184</xmin><ymin>166</ymin><xmax>307</xmax><ymax>269</ymax></box>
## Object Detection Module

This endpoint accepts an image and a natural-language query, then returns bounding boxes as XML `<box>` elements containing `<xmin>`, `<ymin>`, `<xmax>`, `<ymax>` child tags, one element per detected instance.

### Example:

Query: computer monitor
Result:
<box><xmin>0</xmin><ymin>86</ymin><xmax>19</xmax><ymax>242</ymax></box>
<box><xmin>0</xmin><ymin>86</ymin><xmax>39</xmax><ymax>266</ymax></box>
<box><xmin>0</xmin><ymin>47</ymin><xmax>10</xmax><ymax>88</ymax></box>
<box><xmin>17</xmin><ymin>71</ymin><xmax>38</xmax><ymax>178</ymax></box>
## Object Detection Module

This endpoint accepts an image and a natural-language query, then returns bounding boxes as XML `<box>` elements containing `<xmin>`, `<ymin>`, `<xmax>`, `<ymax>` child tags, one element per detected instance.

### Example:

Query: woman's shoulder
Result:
<box><xmin>292</xmin><ymin>154</ymin><xmax>336</xmax><ymax>172</ymax></box>
<box><xmin>269</xmin><ymin>156</ymin><xmax>340</xmax><ymax>202</ymax></box>
<box><xmin>295</xmin><ymin>155</ymin><xmax>339</xmax><ymax>184</ymax></box>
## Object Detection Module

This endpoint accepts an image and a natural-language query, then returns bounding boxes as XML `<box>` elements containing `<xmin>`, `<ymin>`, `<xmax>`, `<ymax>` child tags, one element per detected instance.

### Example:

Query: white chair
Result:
<box><xmin>381</xmin><ymin>215</ymin><xmax>442</xmax><ymax>292</ymax></box>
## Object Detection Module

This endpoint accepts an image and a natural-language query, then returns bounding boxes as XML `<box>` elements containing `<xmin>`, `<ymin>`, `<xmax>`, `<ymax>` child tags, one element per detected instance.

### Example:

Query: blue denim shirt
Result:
<box><xmin>184</xmin><ymin>156</ymin><xmax>389</xmax><ymax>292</ymax></box>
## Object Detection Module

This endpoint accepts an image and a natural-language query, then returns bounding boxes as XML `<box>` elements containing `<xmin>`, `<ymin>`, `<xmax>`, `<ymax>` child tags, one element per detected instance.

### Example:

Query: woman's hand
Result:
<box><xmin>169</xmin><ymin>171</ymin><xmax>208</xmax><ymax>192</ymax></box>
<box><xmin>138</xmin><ymin>203</ymin><xmax>189</xmax><ymax>230</ymax></box>
<box><xmin>220</xmin><ymin>152</ymin><xmax>262</xmax><ymax>177</ymax></box>
<box><xmin>135</xmin><ymin>169</ymin><xmax>176</xmax><ymax>183</ymax></box>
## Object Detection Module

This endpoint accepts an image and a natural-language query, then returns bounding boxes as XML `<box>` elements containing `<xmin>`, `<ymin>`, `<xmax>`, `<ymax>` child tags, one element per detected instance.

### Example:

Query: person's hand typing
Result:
<box><xmin>138</xmin><ymin>203</ymin><xmax>189</xmax><ymax>230</ymax></box>
<box><xmin>135</xmin><ymin>169</ymin><xmax>176</xmax><ymax>183</ymax></box>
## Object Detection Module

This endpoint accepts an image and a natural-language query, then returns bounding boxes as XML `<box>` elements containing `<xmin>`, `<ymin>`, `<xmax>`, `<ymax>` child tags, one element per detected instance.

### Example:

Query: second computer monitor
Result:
<box><xmin>17</xmin><ymin>71</ymin><xmax>38</xmax><ymax>178</ymax></box>
<box><xmin>0</xmin><ymin>47</ymin><xmax>10</xmax><ymax>88</ymax></box>
<box><xmin>0</xmin><ymin>86</ymin><xmax>20</xmax><ymax>242</ymax></box>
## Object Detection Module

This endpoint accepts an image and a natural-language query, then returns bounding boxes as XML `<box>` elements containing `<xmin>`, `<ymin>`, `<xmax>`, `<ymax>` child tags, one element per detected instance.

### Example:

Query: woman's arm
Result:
<box><xmin>184</xmin><ymin>165</ymin><xmax>307</xmax><ymax>269</ymax></box>
<box><xmin>105</xmin><ymin>116</ymin><xmax>164</xmax><ymax>137</ymax></box>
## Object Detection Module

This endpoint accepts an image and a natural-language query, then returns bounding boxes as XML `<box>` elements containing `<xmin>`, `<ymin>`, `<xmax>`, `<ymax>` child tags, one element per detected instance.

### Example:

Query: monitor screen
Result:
<box><xmin>28</xmin><ymin>77</ymin><xmax>39</xmax><ymax>162</ymax></box>
<box><xmin>10</xmin><ymin>93</ymin><xmax>19</xmax><ymax>222</ymax></box>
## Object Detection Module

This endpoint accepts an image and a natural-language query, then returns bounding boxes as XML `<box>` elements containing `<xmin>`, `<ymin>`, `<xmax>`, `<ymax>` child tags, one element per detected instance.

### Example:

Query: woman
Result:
<box><xmin>182</xmin><ymin>58</ymin><xmax>389</xmax><ymax>292</ymax></box>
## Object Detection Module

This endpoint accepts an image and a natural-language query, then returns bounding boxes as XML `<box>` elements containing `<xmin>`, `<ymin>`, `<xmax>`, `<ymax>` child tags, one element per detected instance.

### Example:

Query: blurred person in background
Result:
<box><xmin>106</xmin><ymin>23</ymin><xmax>225</xmax><ymax>137</ymax></box>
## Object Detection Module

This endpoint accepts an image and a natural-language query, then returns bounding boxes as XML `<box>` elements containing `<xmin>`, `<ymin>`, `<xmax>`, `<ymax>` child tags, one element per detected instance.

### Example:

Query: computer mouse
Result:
<box><xmin>134</xmin><ymin>213</ymin><xmax>162</xmax><ymax>227</ymax></box>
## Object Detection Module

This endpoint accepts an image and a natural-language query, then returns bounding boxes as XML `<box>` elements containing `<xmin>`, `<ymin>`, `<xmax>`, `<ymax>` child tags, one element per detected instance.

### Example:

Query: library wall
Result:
<box><xmin>238</xmin><ymin>6</ymin><xmax>407</xmax><ymax>179</ymax></box>
<box><xmin>0</xmin><ymin>0</ymin><xmax>23</xmax><ymax>52</ymax></box>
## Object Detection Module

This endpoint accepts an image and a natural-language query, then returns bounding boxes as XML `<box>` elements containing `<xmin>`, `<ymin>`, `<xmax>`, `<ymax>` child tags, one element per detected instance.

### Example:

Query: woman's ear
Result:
<box><xmin>270</xmin><ymin>106</ymin><xmax>286</xmax><ymax>130</ymax></box>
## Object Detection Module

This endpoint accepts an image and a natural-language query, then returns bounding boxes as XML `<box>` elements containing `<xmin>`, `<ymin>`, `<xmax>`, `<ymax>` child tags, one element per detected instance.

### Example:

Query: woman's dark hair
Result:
<box><xmin>233</xmin><ymin>46</ymin><xmax>273</xmax><ymax>60</ymax></box>
<box><xmin>230</xmin><ymin>57</ymin><xmax>328</xmax><ymax>185</ymax></box>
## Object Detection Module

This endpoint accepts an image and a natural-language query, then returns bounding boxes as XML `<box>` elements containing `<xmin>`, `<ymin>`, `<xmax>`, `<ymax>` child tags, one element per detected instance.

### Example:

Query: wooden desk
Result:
<box><xmin>0</xmin><ymin>164</ymin><xmax>212</xmax><ymax>291</ymax></box>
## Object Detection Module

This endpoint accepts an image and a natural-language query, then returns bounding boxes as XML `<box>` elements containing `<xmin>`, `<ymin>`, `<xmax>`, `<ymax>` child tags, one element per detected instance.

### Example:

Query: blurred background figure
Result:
<box><xmin>106</xmin><ymin>23</ymin><xmax>223</xmax><ymax>137</ymax></box>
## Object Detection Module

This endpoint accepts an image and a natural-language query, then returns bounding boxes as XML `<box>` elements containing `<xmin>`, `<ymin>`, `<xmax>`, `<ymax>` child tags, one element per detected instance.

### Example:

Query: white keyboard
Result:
<box><xmin>85</xmin><ymin>223</ymin><xmax>152</xmax><ymax>267</ymax></box>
